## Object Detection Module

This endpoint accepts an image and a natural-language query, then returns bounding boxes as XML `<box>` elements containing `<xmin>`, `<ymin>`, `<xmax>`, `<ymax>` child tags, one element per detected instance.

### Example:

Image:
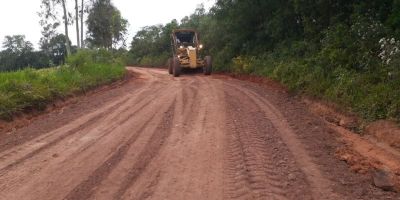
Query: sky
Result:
<box><xmin>0</xmin><ymin>0</ymin><xmax>215</xmax><ymax>50</ymax></box>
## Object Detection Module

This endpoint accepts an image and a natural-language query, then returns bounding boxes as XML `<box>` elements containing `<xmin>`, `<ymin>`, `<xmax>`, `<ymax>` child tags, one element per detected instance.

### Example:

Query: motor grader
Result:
<box><xmin>168</xmin><ymin>29</ymin><xmax>212</xmax><ymax>77</ymax></box>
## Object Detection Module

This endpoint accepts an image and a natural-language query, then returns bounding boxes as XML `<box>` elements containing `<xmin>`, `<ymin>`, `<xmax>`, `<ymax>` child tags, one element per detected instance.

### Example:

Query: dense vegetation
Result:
<box><xmin>128</xmin><ymin>1</ymin><xmax>400</xmax><ymax>122</ymax></box>
<box><xmin>126</xmin><ymin>22</ymin><xmax>178</xmax><ymax>66</ymax></box>
<box><xmin>0</xmin><ymin>0</ymin><xmax>128</xmax><ymax>120</ymax></box>
<box><xmin>0</xmin><ymin>50</ymin><xmax>125</xmax><ymax>120</ymax></box>
<box><xmin>0</xmin><ymin>0</ymin><xmax>127</xmax><ymax>72</ymax></box>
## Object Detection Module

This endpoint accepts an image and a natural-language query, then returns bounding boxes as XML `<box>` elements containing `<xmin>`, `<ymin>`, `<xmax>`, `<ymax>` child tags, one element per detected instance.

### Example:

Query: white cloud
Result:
<box><xmin>0</xmin><ymin>0</ymin><xmax>215</xmax><ymax>50</ymax></box>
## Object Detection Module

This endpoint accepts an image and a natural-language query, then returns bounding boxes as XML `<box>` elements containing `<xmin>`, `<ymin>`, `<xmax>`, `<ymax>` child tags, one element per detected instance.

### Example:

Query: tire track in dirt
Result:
<box><xmin>0</xmin><ymin>97</ymin><xmax>130</xmax><ymax>173</ymax></box>
<box><xmin>0</xmin><ymin>80</ymin><xmax>153</xmax><ymax>162</ymax></box>
<box><xmin>65</xmin><ymin>72</ymin><xmax>181</xmax><ymax>200</ymax></box>
<box><xmin>135</xmin><ymin>171</ymin><xmax>162</xmax><ymax>200</ymax></box>
<box><xmin>112</xmin><ymin>101</ymin><xmax>175</xmax><ymax>200</ymax></box>
<box><xmin>0</xmin><ymin>70</ymin><xmax>175</xmax><ymax>199</ymax></box>
<box><xmin>118</xmin><ymin>76</ymin><xmax>225</xmax><ymax>200</ymax></box>
<box><xmin>63</xmin><ymin>112</ymin><xmax>157</xmax><ymax>200</ymax></box>
<box><xmin>0</xmin><ymin>71</ymin><xmax>154</xmax><ymax>154</ymax></box>
<box><xmin>110</xmin><ymin>78</ymin><xmax>199</xmax><ymax>199</ymax></box>
<box><xmin>0</xmin><ymin>81</ymin><xmax>165</xmax><ymax>174</ymax></box>
<box><xmin>222</xmin><ymin>81</ymin><xmax>341</xmax><ymax>199</ymax></box>
<box><xmin>223</xmin><ymin>89</ymin><xmax>307</xmax><ymax>200</ymax></box>
<box><xmin>56</xmin><ymin>95</ymin><xmax>175</xmax><ymax>200</ymax></box>
<box><xmin>62</xmin><ymin>83</ymin><xmax>169</xmax><ymax>159</ymax></box>
<box><xmin>0</xmin><ymin>69</ymin><xmax>164</xmax><ymax>155</ymax></box>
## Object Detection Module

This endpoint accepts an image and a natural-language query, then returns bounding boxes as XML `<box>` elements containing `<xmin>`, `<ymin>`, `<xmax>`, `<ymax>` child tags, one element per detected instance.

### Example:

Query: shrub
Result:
<box><xmin>0</xmin><ymin>50</ymin><xmax>125</xmax><ymax>120</ymax></box>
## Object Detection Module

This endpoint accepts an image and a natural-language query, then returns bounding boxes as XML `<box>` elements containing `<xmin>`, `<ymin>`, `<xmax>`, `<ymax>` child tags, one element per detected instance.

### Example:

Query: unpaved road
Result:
<box><xmin>0</xmin><ymin>67</ymin><xmax>398</xmax><ymax>200</ymax></box>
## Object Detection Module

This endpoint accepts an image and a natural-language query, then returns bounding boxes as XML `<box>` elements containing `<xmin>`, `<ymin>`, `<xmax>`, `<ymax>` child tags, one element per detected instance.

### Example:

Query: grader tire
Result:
<box><xmin>168</xmin><ymin>58</ymin><xmax>173</xmax><ymax>74</ymax></box>
<box><xmin>204</xmin><ymin>56</ymin><xmax>212</xmax><ymax>75</ymax></box>
<box><xmin>173</xmin><ymin>57</ymin><xmax>181</xmax><ymax>77</ymax></box>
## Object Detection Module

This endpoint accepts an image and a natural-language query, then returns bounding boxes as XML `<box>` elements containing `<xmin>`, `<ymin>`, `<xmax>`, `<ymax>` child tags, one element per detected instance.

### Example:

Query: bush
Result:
<box><xmin>229</xmin><ymin>39</ymin><xmax>400</xmax><ymax>122</ymax></box>
<box><xmin>0</xmin><ymin>50</ymin><xmax>125</xmax><ymax>120</ymax></box>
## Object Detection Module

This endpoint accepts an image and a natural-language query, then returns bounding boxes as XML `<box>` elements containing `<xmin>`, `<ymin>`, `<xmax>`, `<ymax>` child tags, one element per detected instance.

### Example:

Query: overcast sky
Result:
<box><xmin>0</xmin><ymin>0</ymin><xmax>215</xmax><ymax>50</ymax></box>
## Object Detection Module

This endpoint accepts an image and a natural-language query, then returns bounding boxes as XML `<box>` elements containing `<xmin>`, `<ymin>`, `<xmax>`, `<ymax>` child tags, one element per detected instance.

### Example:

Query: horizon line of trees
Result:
<box><xmin>0</xmin><ymin>0</ymin><xmax>128</xmax><ymax>72</ymax></box>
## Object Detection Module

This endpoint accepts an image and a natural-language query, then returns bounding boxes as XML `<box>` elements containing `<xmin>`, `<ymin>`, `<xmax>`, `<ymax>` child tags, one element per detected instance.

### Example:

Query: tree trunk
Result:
<box><xmin>80</xmin><ymin>0</ymin><xmax>84</xmax><ymax>48</ymax></box>
<box><xmin>75</xmin><ymin>0</ymin><xmax>80</xmax><ymax>48</ymax></box>
<box><xmin>61</xmin><ymin>0</ymin><xmax>71</xmax><ymax>56</ymax></box>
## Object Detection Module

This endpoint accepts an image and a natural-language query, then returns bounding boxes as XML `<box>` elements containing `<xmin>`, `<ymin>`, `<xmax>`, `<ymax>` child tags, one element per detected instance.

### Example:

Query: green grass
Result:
<box><xmin>0</xmin><ymin>63</ymin><xmax>125</xmax><ymax>120</ymax></box>
<box><xmin>229</xmin><ymin>55</ymin><xmax>400</xmax><ymax>123</ymax></box>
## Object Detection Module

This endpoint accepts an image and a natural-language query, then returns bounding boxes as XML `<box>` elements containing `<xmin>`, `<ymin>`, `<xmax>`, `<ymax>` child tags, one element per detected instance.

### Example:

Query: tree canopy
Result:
<box><xmin>0</xmin><ymin>35</ymin><xmax>49</xmax><ymax>71</ymax></box>
<box><xmin>86</xmin><ymin>0</ymin><xmax>128</xmax><ymax>49</ymax></box>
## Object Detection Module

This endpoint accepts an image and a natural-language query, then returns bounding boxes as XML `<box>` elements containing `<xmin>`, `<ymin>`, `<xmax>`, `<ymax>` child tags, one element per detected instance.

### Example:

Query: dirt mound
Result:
<box><xmin>302</xmin><ymin>97</ymin><xmax>400</xmax><ymax>191</ymax></box>
<box><xmin>228</xmin><ymin>73</ymin><xmax>288</xmax><ymax>93</ymax></box>
<box><xmin>366</xmin><ymin>120</ymin><xmax>400</xmax><ymax>150</ymax></box>
<box><xmin>303</xmin><ymin>98</ymin><xmax>359</xmax><ymax>131</ymax></box>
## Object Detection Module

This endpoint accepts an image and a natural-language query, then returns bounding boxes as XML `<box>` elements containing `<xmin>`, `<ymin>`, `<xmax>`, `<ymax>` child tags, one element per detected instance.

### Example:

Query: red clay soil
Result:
<box><xmin>365</xmin><ymin>120</ymin><xmax>400</xmax><ymax>150</ymax></box>
<box><xmin>0</xmin><ymin>70</ymin><xmax>135</xmax><ymax>137</ymax></box>
<box><xmin>229</xmin><ymin>72</ymin><xmax>400</xmax><ymax>192</ymax></box>
<box><xmin>0</xmin><ymin>67</ymin><xmax>399</xmax><ymax>200</ymax></box>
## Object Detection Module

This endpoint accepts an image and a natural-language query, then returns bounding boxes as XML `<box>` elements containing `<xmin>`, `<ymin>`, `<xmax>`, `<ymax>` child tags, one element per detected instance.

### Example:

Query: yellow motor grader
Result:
<box><xmin>168</xmin><ymin>29</ymin><xmax>212</xmax><ymax>77</ymax></box>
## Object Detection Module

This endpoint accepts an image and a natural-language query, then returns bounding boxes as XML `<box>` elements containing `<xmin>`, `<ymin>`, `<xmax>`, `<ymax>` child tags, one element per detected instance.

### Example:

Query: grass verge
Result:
<box><xmin>0</xmin><ymin>50</ymin><xmax>125</xmax><ymax>120</ymax></box>
<box><xmin>229</xmin><ymin>55</ymin><xmax>400</xmax><ymax>123</ymax></box>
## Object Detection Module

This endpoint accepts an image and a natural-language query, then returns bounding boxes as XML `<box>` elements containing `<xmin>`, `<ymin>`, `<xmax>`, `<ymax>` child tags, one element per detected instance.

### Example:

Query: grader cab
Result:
<box><xmin>168</xmin><ymin>29</ymin><xmax>212</xmax><ymax>77</ymax></box>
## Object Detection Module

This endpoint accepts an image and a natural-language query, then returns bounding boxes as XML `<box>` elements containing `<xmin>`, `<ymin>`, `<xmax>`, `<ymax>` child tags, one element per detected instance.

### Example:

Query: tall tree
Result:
<box><xmin>60</xmin><ymin>0</ymin><xmax>71</xmax><ymax>56</ymax></box>
<box><xmin>75</xmin><ymin>0</ymin><xmax>80</xmax><ymax>48</ymax></box>
<box><xmin>81</xmin><ymin>0</ymin><xmax>84</xmax><ymax>47</ymax></box>
<box><xmin>86</xmin><ymin>0</ymin><xmax>128</xmax><ymax>49</ymax></box>
<box><xmin>47</xmin><ymin>34</ymin><xmax>68</xmax><ymax>65</ymax></box>
<box><xmin>40</xmin><ymin>0</ymin><xmax>72</xmax><ymax>56</ymax></box>
<box><xmin>38</xmin><ymin>0</ymin><xmax>60</xmax><ymax>55</ymax></box>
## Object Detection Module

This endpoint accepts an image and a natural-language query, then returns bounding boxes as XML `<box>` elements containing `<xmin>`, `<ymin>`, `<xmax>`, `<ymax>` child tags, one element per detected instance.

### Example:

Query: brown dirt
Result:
<box><xmin>0</xmin><ymin>70</ymin><xmax>136</xmax><ymax>136</ymax></box>
<box><xmin>227</xmin><ymin>73</ymin><xmax>288</xmax><ymax>93</ymax></box>
<box><xmin>303</xmin><ymin>98</ymin><xmax>360</xmax><ymax>131</ymax></box>
<box><xmin>0</xmin><ymin>67</ymin><xmax>399</xmax><ymax>200</ymax></box>
<box><xmin>365</xmin><ymin>120</ymin><xmax>400</xmax><ymax>150</ymax></box>
<box><xmin>303</xmin><ymin>96</ymin><xmax>400</xmax><ymax>192</ymax></box>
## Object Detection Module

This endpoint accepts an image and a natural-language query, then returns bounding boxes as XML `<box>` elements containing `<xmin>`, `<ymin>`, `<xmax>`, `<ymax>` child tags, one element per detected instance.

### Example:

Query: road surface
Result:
<box><xmin>0</xmin><ymin>67</ymin><xmax>398</xmax><ymax>200</ymax></box>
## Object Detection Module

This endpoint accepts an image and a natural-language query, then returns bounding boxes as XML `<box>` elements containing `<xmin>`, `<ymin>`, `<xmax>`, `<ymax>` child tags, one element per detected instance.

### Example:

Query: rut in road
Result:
<box><xmin>223</xmin><ymin>89</ymin><xmax>311</xmax><ymax>200</ymax></box>
<box><xmin>0</xmin><ymin>67</ymin><xmax>398</xmax><ymax>200</ymax></box>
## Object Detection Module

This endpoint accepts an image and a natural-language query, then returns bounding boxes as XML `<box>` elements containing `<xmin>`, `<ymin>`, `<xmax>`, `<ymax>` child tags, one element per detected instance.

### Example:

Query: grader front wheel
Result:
<box><xmin>204</xmin><ymin>56</ymin><xmax>212</xmax><ymax>75</ymax></box>
<box><xmin>168</xmin><ymin>58</ymin><xmax>173</xmax><ymax>74</ymax></box>
<box><xmin>173</xmin><ymin>57</ymin><xmax>181</xmax><ymax>77</ymax></box>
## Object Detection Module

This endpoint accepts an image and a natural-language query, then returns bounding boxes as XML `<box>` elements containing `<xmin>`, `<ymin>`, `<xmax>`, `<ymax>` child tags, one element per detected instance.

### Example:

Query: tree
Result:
<box><xmin>180</xmin><ymin>4</ymin><xmax>206</xmax><ymax>29</ymax></box>
<box><xmin>75</xmin><ymin>0</ymin><xmax>80</xmax><ymax>48</ymax></box>
<box><xmin>2</xmin><ymin>35</ymin><xmax>34</xmax><ymax>54</ymax></box>
<box><xmin>130</xmin><ymin>25</ymin><xmax>163</xmax><ymax>58</ymax></box>
<box><xmin>39</xmin><ymin>0</ymin><xmax>72</xmax><ymax>57</ymax></box>
<box><xmin>46</xmin><ymin>34</ymin><xmax>68</xmax><ymax>65</ymax></box>
<box><xmin>86</xmin><ymin>0</ymin><xmax>128</xmax><ymax>49</ymax></box>
<box><xmin>39</xmin><ymin>0</ymin><xmax>60</xmax><ymax>56</ymax></box>
<box><xmin>81</xmin><ymin>0</ymin><xmax>85</xmax><ymax>47</ymax></box>
<box><xmin>127</xmin><ymin>20</ymin><xmax>179</xmax><ymax>66</ymax></box>
<box><xmin>0</xmin><ymin>35</ymin><xmax>49</xmax><ymax>71</ymax></box>
<box><xmin>60</xmin><ymin>0</ymin><xmax>72</xmax><ymax>55</ymax></box>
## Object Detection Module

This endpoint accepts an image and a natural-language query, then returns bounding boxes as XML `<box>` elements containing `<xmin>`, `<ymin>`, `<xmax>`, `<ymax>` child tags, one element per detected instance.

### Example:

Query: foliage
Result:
<box><xmin>126</xmin><ymin>1</ymin><xmax>400</xmax><ymax>122</ymax></box>
<box><xmin>0</xmin><ymin>49</ymin><xmax>125</xmax><ymax>120</ymax></box>
<box><xmin>206</xmin><ymin>0</ymin><xmax>400</xmax><ymax>122</ymax></box>
<box><xmin>127</xmin><ymin>20</ymin><xmax>179</xmax><ymax>66</ymax></box>
<box><xmin>40</xmin><ymin>34</ymin><xmax>68</xmax><ymax>66</ymax></box>
<box><xmin>86</xmin><ymin>0</ymin><xmax>128</xmax><ymax>49</ymax></box>
<box><xmin>39</xmin><ymin>0</ymin><xmax>72</xmax><ymax>56</ymax></box>
<box><xmin>0</xmin><ymin>35</ymin><xmax>50</xmax><ymax>71</ymax></box>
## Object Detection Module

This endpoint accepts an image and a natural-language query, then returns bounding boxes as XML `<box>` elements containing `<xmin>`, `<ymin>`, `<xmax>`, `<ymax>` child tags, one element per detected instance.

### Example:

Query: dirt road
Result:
<box><xmin>0</xmin><ymin>67</ymin><xmax>398</xmax><ymax>200</ymax></box>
